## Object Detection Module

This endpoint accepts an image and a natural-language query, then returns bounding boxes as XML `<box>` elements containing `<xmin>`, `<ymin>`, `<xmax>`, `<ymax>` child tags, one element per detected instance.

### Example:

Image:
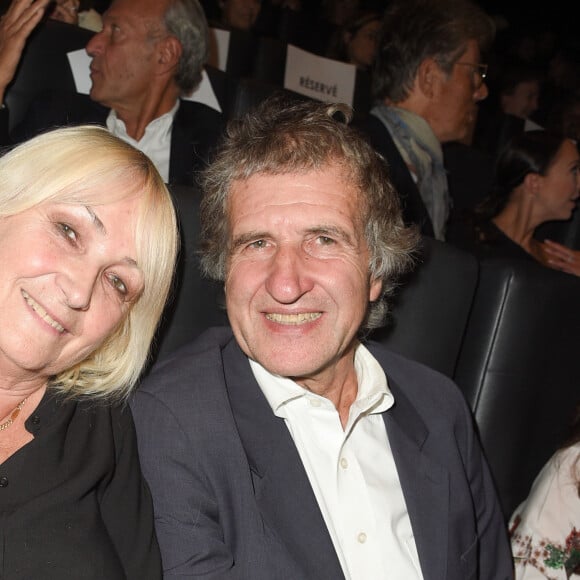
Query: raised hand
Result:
<box><xmin>0</xmin><ymin>0</ymin><xmax>51</xmax><ymax>102</ymax></box>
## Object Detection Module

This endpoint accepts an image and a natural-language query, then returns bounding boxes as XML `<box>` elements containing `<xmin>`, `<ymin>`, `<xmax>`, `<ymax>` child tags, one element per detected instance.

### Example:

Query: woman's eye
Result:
<box><xmin>108</xmin><ymin>274</ymin><xmax>128</xmax><ymax>296</ymax></box>
<box><xmin>58</xmin><ymin>222</ymin><xmax>77</xmax><ymax>242</ymax></box>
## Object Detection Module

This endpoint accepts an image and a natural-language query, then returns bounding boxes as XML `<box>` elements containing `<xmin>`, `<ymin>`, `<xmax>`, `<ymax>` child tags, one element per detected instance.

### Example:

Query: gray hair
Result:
<box><xmin>373</xmin><ymin>0</ymin><xmax>495</xmax><ymax>102</ymax></box>
<box><xmin>164</xmin><ymin>0</ymin><xmax>209</xmax><ymax>95</ymax></box>
<box><xmin>199</xmin><ymin>95</ymin><xmax>419</xmax><ymax>331</ymax></box>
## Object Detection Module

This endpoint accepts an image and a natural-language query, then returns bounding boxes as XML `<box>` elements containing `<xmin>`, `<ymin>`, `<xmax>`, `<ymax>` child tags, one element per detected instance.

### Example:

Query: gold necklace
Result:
<box><xmin>0</xmin><ymin>397</ymin><xmax>29</xmax><ymax>432</ymax></box>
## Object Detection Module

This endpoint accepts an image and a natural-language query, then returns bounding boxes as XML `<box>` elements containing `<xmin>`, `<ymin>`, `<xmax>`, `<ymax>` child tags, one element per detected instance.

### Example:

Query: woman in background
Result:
<box><xmin>0</xmin><ymin>125</ymin><xmax>178</xmax><ymax>578</ymax></box>
<box><xmin>326</xmin><ymin>9</ymin><xmax>382</xmax><ymax>71</ymax></box>
<box><xmin>451</xmin><ymin>130</ymin><xmax>580</xmax><ymax>276</ymax></box>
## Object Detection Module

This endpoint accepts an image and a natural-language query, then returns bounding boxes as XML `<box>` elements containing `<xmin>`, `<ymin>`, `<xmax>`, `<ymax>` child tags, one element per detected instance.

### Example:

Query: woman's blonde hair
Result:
<box><xmin>0</xmin><ymin>126</ymin><xmax>179</xmax><ymax>401</ymax></box>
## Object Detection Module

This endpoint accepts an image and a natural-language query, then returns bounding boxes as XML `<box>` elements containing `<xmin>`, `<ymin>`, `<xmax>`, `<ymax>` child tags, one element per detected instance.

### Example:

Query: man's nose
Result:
<box><xmin>264</xmin><ymin>245</ymin><xmax>314</xmax><ymax>304</ymax></box>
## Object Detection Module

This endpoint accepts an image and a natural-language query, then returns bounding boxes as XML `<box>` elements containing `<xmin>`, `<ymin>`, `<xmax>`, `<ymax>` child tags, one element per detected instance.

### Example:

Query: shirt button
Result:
<box><xmin>357</xmin><ymin>532</ymin><xmax>367</xmax><ymax>544</ymax></box>
<box><xmin>309</xmin><ymin>399</ymin><xmax>321</xmax><ymax>407</ymax></box>
<box><xmin>0</xmin><ymin>476</ymin><xmax>9</xmax><ymax>488</ymax></box>
<box><xmin>340</xmin><ymin>457</ymin><xmax>349</xmax><ymax>469</ymax></box>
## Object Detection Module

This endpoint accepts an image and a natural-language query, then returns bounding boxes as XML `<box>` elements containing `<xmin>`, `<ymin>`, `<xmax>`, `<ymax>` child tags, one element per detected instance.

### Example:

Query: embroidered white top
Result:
<box><xmin>509</xmin><ymin>442</ymin><xmax>580</xmax><ymax>580</ymax></box>
<box><xmin>250</xmin><ymin>343</ymin><xmax>424</xmax><ymax>580</ymax></box>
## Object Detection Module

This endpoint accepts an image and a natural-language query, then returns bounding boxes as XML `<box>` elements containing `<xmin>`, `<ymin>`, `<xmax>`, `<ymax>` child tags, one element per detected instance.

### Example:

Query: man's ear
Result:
<box><xmin>369</xmin><ymin>277</ymin><xmax>383</xmax><ymax>302</ymax></box>
<box><xmin>416</xmin><ymin>57</ymin><xmax>440</xmax><ymax>99</ymax></box>
<box><xmin>158</xmin><ymin>35</ymin><xmax>182</xmax><ymax>72</ymax></box>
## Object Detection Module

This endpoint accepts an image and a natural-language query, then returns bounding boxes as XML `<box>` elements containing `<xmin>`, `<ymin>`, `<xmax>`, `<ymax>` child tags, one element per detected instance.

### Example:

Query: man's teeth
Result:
<box><xmin>265</xmin><ymin>312</ymin><xmax>321</xmax><ymax>325</ymax></box>
<box><xmin>22</xmin><ymin>290</ymin><xmax>65</xmax><ymax>333</ymax></box>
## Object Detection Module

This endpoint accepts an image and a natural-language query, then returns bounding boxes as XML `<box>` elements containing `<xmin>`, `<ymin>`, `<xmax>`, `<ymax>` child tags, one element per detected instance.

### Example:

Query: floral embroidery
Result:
<box><xmin>511</xmin><ymin>524</ymin><xmax>580</xmax><ymax>579</ymax></box>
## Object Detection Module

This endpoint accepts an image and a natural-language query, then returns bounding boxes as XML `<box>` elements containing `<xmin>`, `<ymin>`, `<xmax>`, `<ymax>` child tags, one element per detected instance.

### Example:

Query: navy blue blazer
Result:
<box><xmin>3</xmin><ymin>89</ymin><xmax>225</xmax><ymax>186</ymax></box>
<box><xmin>131</xmin><ymin>327</ymin><xmax>513</xmax><ymax>579</ymax></box>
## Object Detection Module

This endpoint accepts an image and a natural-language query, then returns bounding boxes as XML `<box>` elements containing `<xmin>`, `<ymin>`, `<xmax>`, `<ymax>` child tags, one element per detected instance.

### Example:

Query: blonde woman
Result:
<box><xmin>0</xmin><ymin>125</ymin><xmax>178</xmax><ymax>579</ymax></box>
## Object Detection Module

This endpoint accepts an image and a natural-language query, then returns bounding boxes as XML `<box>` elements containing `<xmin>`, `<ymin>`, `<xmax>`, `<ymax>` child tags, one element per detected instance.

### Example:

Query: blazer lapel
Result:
<box><xmin>222</xmin><ymin>340</ymin><xmax>345</xmax><ymax>580</ymax></box>
<box><xmin>382</xmin><ymin>374</ymin><xmax>450</xmax><ymax>580</ymax></box>
<box><xmin>168</xmin><ymin>104</ymin><xmax>194</xmax><ymax>186</ymax></box>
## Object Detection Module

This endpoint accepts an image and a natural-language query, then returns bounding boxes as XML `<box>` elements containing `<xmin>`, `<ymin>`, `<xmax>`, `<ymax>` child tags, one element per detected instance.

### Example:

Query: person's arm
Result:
<box><xmin>131</xmin><ymin>389</ymin><xmax>240</xmax><ymax>579</ymax></box>
<box><xmin>509</xmin><ymin>445</ymin><xmax>580</xmax><ymax>579</ymax></box>
<box><xmin>99</xmin><ymin>404</ymin><xmax>163</xmax><ymax>580</ymax></box>
<box><xmin>0</xmin><ymin>0</ymin><xmax>50</xmax><ymax>103</ymax></box>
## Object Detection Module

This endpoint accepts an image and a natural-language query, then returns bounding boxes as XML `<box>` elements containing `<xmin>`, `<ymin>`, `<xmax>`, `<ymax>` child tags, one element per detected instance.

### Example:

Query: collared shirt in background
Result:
<box><xmin>107</xmin><ymin>100</ymin><xmax>179</xmax><ymax>183</ymax></box>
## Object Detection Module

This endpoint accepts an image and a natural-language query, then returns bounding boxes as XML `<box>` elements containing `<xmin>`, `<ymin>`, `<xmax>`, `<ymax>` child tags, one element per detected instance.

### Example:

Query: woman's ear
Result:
<box><xmin>523</xmin><ymin>172</ymin><xmax>542</xmax><ymax>196</ymax></box>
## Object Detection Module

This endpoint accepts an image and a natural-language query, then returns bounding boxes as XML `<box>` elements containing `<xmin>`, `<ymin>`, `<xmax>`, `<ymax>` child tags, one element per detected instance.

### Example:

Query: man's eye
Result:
<box><xmin>249</xmin><ymin>239</ymin><xmax>267</xmax><ymax>249</ymax></box>
<box><xmin>317</xmin><ymin>236</ymin><xmax>335</xmax><ymax>245</ymax></box>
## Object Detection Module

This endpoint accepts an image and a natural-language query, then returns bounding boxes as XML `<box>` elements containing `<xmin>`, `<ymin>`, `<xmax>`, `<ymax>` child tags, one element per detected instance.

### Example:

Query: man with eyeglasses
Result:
<box><xmin>355</xmin><ymin>0</ymin><xmax>494</xmax><ymax>241</ymax></box>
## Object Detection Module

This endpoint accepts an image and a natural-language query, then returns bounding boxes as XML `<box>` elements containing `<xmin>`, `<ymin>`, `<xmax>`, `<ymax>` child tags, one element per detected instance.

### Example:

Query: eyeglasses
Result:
<box><xmin>454</xmin><ymin>62</ymin><xmax>488</xmax><ymax>89</ymax></box>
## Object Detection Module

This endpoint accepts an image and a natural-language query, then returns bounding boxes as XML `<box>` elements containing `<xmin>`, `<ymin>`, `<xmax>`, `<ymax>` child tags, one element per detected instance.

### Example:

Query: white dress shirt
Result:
<box><xmin>106</xmin><ymin>101</ymin><xmax>179</xmax><ymax>183</ymax></box>
<box><xmin>250</xmin><ymin>344</ymin><xmax>424</xmax><ymax>580</ymax></box>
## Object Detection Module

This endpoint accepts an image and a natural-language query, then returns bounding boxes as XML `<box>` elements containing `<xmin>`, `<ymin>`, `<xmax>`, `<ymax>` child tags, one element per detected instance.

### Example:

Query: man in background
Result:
<box><xmin>0</xmin><ymin>0</ymin><xmax>224</xmax><ymax>186</ymax></box>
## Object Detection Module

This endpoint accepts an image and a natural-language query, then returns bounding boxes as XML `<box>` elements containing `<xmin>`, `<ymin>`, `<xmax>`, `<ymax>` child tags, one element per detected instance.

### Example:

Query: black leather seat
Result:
<box><xmin>149</xmin><ymin>184</ymin><xmax>229</xmax><ymax>367</ymax></box>
<box><xmin>371</xmin><ymin>236</ymin><xmax>479</xmax><ymax>379</ymax></box>
<box><xmin>455</xmin><ymin>257</ymin><xmax>580</xmax><ymax>519</ymax></box>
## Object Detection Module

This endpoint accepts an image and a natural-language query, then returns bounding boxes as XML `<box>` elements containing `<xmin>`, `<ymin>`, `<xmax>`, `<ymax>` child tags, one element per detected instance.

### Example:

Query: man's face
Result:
<box><xmin>429</xmin><ymin>39</ymin><xmax>488</xmax><ymax>143</ymax></box>
<box><xmin>85</xmin><ymin>0</ymin><xmax>167</xmax><ymax>110</ymax></box>
<box><xmin>224</xmin><ymin>166</ymin><xmax>382</xmax><ymax>387</ymax></box>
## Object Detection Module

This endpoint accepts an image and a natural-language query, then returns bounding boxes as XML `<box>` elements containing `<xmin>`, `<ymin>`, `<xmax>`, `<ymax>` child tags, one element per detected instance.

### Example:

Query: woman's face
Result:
<box><xmin>346</xmin><ymin>18</ymin><xmax>381</xmax><ymax>70</ymax></box>
<box><xmin>537</xmin><ymin>139</ymin><xmax>580</xmax><ymax>221</ymax></box>
<box><xmin>0</xmin><ymin>193</ymin><xmax>144</xmax><ymax>385</ymax></box>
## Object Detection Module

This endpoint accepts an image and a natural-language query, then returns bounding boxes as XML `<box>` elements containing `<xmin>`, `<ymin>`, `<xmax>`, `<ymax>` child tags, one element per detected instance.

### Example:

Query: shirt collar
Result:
<box><xmin>105</xmin><ymin>100</ymin><xmax>180</xmax><ymax>145</ymax></box>
<box><xmin>249</xmin><ymin>343</ymin><xmax>394</xmax><ymax>417</ymax></box>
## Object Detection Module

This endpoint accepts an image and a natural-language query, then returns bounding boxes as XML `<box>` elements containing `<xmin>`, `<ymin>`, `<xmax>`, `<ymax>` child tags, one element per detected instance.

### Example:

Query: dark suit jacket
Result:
<box><xmin>131</xmin><ymin>327</ymin><xmax>513</xmax><ymax>580</ymax></box>
<box><xmin>354</xmin><ymin>114</ymin><xmax>435</xmax><ymax>237</ymax></box>
<box><xmin>2</xmin><ymin>90</ymin><xmax>225</xmax><ymax>186</ymax></box>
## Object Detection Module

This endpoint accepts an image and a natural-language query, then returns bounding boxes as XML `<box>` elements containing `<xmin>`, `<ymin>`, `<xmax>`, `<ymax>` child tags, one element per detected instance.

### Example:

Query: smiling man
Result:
<box><xmin>131</xmin><ymin>96</ymin><xmax>514</xmax><ymax>580</ymax></box>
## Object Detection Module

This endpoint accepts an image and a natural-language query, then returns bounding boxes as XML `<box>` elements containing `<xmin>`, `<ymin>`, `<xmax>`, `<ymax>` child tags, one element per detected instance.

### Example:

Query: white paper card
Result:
<box><xmin>207</xmin><ymin>27</ymin><xmax>230</xmax><ymax>72</ymax></box>
<box><xmin>284</xmin><ymin>44</ymin><xmax>356</xmax><ymax>106</ymax></box>
<box><xmin>183</xmin><ymin>69</ymin><xmax>222</xmax><ymax>112</ymax></box>
<box><xmin>67</xmin><ymin>49</ymin><xmax>91</xmax><ymax>95</ymax></box>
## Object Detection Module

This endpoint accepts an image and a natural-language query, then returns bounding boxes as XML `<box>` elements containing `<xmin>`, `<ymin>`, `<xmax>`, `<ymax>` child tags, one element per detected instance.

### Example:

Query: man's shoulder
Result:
<box><xmin>176</xmin><ymin>99</ymin><xmax>225</xmax><ymax>127</ymax></box>
<box><xmin>138</xmin><ymin>326</ymin><xmax>234</xmax><ymax>394</ymax></box>
<box><xmin>366</xmin><ymin>340</ymin><xmax>466</xmax><ymax>406</ymax></box>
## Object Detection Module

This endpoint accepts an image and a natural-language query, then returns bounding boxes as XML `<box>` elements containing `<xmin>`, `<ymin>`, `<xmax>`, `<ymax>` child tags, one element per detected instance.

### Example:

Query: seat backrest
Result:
<box><xmin>150</xmin><ymin>184</ymin><xmax>229</xmax><ymax>367</ymax></box>
<box><xmin>229</xmin><ymin>77</ymin><xmax>310</xmax><ymax>119</ymax></box>
<box><xmin>454</xmin><ymin>257</ymin><xmax>580</xmax><ymax>519</ymax></box>
<box><xmin>370</xmin><ymin>236</ymin><xmax>479</xmax><ymax>379</ymax></box>
<box><xmin>4</xmin><ymin>19</ymin><xmax>94</xmax><ymax>132</ymax></box>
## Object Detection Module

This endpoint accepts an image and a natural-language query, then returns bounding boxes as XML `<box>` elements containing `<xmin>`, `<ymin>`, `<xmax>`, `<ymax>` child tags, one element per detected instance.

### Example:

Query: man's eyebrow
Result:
<box><xmin>306</xmin><ymin>225</ymin><xmax>355</xmax><ymax>245</ymax></box>
<box><xmin>231</xmin><ymin>231</ymin><xmax>270</xmax><ymax>249</ymax></box>
<box><xmin>84</xmin><ymin>205</ymin><xmax>106</xmax><ymax>234</ymax></box>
